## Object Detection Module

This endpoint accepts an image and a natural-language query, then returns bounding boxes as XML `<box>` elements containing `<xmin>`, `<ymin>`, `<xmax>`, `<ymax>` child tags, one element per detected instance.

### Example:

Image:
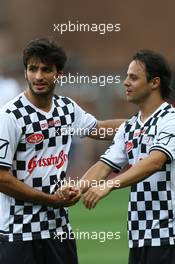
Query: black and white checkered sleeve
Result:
<box><xmin>0</xmin><ymin>112</ymin><xmax>21</xmax><ymax>168</ymax></box>
<box><xmin>71</xmin><ymin>99</ymin><xmax>97</xmax><ymax>136</ymax></box>
<box><xmin>100</xmin><ymin>123</ymin><xmax>128</xmax><ymax>172</ymax></box>
<box><xmin>149</xmin><ymin>114</ymin><xmax>175</xmax><ymax>160</ymax></box>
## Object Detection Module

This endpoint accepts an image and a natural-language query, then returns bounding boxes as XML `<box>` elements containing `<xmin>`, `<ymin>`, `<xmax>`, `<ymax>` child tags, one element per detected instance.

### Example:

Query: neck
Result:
<box><xmin>138</xmin><ymin>94</ymin><xmax>165</xmax><ymax>122</ymax></box>
<box><xmin>24</xmin><ymin>89</ymin><xmax>53</xmax><ymax>112</ymax></box>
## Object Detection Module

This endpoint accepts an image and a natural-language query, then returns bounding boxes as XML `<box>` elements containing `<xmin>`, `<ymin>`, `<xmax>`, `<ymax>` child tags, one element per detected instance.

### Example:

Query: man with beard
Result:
<box><xmin>0</xmin><ymin>38</ymin><xmax>124</xmax><ymax>264</ymax></box>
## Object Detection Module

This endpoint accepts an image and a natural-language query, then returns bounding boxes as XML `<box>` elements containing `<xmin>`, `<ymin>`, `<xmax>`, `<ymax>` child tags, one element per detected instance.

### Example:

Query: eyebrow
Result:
<box><xmin>127</xmin><ymin>73</ymin><xmax>138</xmax><ymax>77</ymax></box>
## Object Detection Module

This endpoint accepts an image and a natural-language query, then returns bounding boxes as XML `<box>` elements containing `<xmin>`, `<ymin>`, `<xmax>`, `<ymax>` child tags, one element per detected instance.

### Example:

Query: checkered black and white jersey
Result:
<box><xmin>101</xmin><ymin>102</ymin><xmax>175</xmax><ymax>248</ymax></box>
<box><xmin>0</xmin><ymin>93</ymin><xmax>96</xmax><ymax>242</ymax></box>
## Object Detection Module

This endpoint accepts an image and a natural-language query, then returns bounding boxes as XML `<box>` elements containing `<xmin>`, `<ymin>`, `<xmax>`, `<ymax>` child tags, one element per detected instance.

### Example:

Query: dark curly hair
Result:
<box><xmin>23</xmin><ymin>38</ymin><xmax>67</xmax><ymax>71</ymax></box>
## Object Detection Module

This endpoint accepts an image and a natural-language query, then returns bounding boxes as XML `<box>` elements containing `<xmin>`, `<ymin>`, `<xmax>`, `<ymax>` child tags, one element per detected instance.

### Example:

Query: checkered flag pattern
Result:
<box><xmin>101</xmin><ymin>102</ymin><xmax>175</xmax><ymax>248</ymax></box>
<box><xmin>0</xmin><ymin>93</ymin><xmax>96</xmax><ymax>241</ymax></box>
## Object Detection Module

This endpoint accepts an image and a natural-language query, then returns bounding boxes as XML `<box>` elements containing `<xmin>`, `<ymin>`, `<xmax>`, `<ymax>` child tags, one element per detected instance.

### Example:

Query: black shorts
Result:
<box><xmin>0</xmin><ymin>236</ymin><xmax>78</xmax><ymax>264</ymax></box>
<box><xmin>129</xmin><ymin>245</ymin><xmax>175</xmax><ymax>264</ymax></box>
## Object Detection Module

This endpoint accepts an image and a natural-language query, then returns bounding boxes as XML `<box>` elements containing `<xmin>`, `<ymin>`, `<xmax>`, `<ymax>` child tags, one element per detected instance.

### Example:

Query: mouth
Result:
<box><xmin>126</xmin><ymin>89</ymin><xmax>132</xmax><ymax>95</ymax></box>
<box><xmin>33</xmin><ymin>83</ymin><xmax>48</xmax><ymax>90</ymax></box>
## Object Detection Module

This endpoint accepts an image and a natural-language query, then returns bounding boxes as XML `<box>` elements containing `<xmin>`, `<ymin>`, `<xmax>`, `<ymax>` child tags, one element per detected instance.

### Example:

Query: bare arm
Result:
<box><xmin>83</xmin><ymin>151</ymin><xmax>167</xmax><ymax>208</ymax></box>
<box><xmin>111</xmin><ymin>151</ymin><xmax>167</xmax><ymax>189</ymax></box>
<box><xmin>0</xmin><ymin>167</ymin><xmax>80</xmax><ymax>208</ymax></box>
<box><xmin>88</xmin><ymin>119</ymin><xmax>126</xmax><ymax>140</ymax></box>
<box><xmin>79</xmin><ymin>161</ymin><xmax>114</xmax><ymax>193</ymax></box>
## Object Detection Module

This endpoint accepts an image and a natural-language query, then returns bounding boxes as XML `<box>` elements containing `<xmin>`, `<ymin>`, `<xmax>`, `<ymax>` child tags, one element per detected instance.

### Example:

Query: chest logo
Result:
<box><xmin>28</xmin><ymin>150</ymin><xmax>68</xmax><ymax>173</ymax></box>
<box><xmin>26</xmin><ymin>133</ymin><xmax>44</xmax><ymax>144</ymax></box>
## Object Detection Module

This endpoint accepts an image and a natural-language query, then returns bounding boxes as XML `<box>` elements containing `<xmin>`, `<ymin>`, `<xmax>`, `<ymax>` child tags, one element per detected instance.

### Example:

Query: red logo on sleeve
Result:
<box><xmin>126</xmin><ymin>141</ymin><xmax>133</xmax><ymax>152</ymax></box>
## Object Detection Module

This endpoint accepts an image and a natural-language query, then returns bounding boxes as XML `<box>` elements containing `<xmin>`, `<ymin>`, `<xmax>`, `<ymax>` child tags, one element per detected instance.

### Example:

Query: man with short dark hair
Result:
<box><xmin>82</xmin><ymin>50</ymin><xmax>175</xmax><ymax>264</ymax></box>
<box><xmin>0</xmin><ymin>38</ymin><xmax>124</xmax><ymax>264</ymax></box>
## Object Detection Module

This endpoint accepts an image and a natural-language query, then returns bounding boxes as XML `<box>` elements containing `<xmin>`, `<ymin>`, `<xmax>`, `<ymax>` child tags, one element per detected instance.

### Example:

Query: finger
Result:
<box><xmin>56</xmin><ymin>190</ymin><xmax>66</xmax><ymax>200</ymax></box>
<box><xmin>91</xmin><ymin>197</ymin><xmax>99</xmax><ymax>209</ymax></box>
<box><xmin>83</xmin><ymin>195</ymin><xmax>94</xmax><ymax>209</ymax></box>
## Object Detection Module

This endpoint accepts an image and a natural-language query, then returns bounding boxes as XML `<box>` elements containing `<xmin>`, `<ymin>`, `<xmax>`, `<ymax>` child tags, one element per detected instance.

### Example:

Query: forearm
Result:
<box><xmin>80</xmin><ymin>161</ymin><xmax>112</xmax><ymax>192</ymax></box>
<box><xmin>0</xmin><ymin>170</ymin><xmax>57</xmax><ymax>207</ymax></box>
<box><xmin>108</xmin><ymin>152</ymin><xmax>167</xmax><ymax>190</ymax></box>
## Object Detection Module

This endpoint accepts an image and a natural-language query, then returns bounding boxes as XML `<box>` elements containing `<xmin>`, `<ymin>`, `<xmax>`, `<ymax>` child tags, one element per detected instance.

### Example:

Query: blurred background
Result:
<box><xmin>0</xmin><ymin>0</ymin><xmax>175</xmax><ymax>263</ymax></box>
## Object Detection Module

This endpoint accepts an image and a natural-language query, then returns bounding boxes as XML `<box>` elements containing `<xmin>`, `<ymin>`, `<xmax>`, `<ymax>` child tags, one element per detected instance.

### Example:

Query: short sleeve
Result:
<box><xmin>100</xmin><ymin>122</ymin><xmax>128</xmax><ymax>171</ymax></box>
<box><xmin>71</xmin><ymin>100</ymin><xmax>97</xmax><ymax>137</ymax></box>
<box><xmin>0</xmin><ymin>112</ymin><xmax>21</xmax><ymax>168</ymax></box>
<box><xmin>149</xmin><ymin>114</ymin><xmax>175</xmax><ymax>160</ymax></box>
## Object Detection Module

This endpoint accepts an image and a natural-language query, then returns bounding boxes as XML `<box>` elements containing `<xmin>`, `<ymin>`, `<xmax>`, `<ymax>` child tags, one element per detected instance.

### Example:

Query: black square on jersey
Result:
<box><xmin>70</xmin><ymin>112</ymin><xmax>74</xmax><ymax>122</ymax></box>
<box><xmin>160</xmin><ymin>201</ymin><xmax>168</xmax><ymax>210</ymax></box>
<box><xmin>153</xmin><ymin>210</ymin><xmax>160</xmax><ymax>219</ymax></box>
<box><xmin>146</xmin><ymin>220</ymin><xmax>152</xmax><ymax>229</ymax></box>
<box><xmin>62</xmin><ymin>135</ymin><xmax>68</xmax><ymax>145</ymax></box>
<box><xmin>62</xmin><ymin>106</ymin><xmax>69</xmax><ymax>115</ymax></box>
<box><xmin>35</xmin><ymin>142</ymin><xmax>43</xmax><ymax>151</ymax></box>
<box><xmin>152</xmin><ymin>191</ymin><xmax>159</xmax><ymax>200</ymax></box>
<box><xmin>137</xmin><ymin>192</ymin><xmax>145</xmax><ymax>201</ymax></box>
<box><xmin>14</xmin><ymin>215</ymin><xmax>23</xmax><ymax>224</ymax></box>
<box><xmin>50</xmin><ymin>175</ymin><xmax>57</xmax><ymax>185</ymax></box>
<box><xmin>160</xmin><ymin>219</ymin><xmax>168</xmax><ymax>228</ymax></box>
<box><xmin>141</xmin><ymin>143</ymin><xmax>146</xmax><ymax>153</ymax></box>
<box><xmin>47</xmin><ymin>210</ymin><xmax>55</xmax><ymax>220</ymax></box>
<box><xmin>37</xmin><ymin>112</ymin><xmax>46</xmax><ymax>121</ymax></box>
<box><xmin>33</xmin><ymin>122</ymin><xmax>41</xmax><ymax>132</ymax></box>
<box><xmin>23</xmin><ymin>223</ymin><xmax>31</xmax><ymax>233</ymax></box>
<box><xmin>131</xmin><ymin>202</ymin><xmax>137</xmax><ymax>211</ymax></box>
<box><xmin>143</xmin><ymin>182</ymin><xmax>151</xmax><ymax>191</ymax></box>
<box><xmin>41</xmin><ymin>221</ymin><xmax>49</xmax><ymax>231</ymax></box>
<box><xmin>24</xmin><ymin>115</ymin><xmax>32</xmax><ymax>125</ymax></box>
<box><xmin>48</xmin><ymin>137</ymin><xmax>56</xmax><ymax>147</ymax></box>
<box><xmin>157</xmin><ymin>181</ymin><xmax>167</xmax><ymax>191</ymax></box>
<box><xmin>14</xmin><ymin>100</ymin><xmax>23</xmax><ymax>109</ymax></box>
<box><xmin>42</xmin><ymin>129</ymin><xmax>49</xmax><ymax>139</ymax></box>
<box><xmin>31</xmin><ymin>214</ymin><xmax>40</xmax><ymax>223</ymax></box>
<box><xmin>17</xmin><ymin>143</ymin><xmax>27</xmax><ymax>152</ymax></box>
<box><xmin>145</xmin><ymin>201</ymin><xmax>153</xmax><ymax>210</ymax></box>
<box><xmin>151</xmin><ymin>229</ymin><xmax>160</xmax><ymax>238</ymax></box>
<box><xmin>138</xmin><ymin>211</ymin><xmax>146</xmax><ymax>220</ymax></box>
<box><xmin>16</xmin><ymin>160</ymin><xmax>26</xmax><ymax>170</ymax></box>
<box><xmin>42</xmin><ymin>186</ymin><xmax>50</xmax><ymax>194</ymax></box>
<box><xmin>47</xmin><ymin>118</ymin><xmax>54</xmax><ymax>127</ymax></box>
<box><xmin>33</xmin><ymin>178</ymin><xmax>42</xmax><ymax>187</ymax></box>
<box><xmin>60</xmin><ymin>116</ymin><xmax>67</xmax><ymax>125</ymax></box>
<box><xmin>13</xmin><ymin>109</ymin><xmax>23</xmax><ymax>119</ymax></box>
<box><xmin>25</xmin><ymin>105</ymin><xmax>36</xmax><ymax>114</ymax></box>
<box><xmin>24</xmin><ymin>206</ymin><xmax>33</xmax><ymax>215</ymax></box>
<box><xmin>131</xmin><ymin>221</ymin><xmax>139</xmax><ymax>230</ymax></box>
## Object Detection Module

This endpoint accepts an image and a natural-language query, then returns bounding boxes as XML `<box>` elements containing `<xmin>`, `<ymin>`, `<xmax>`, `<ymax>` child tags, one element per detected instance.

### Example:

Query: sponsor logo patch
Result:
<box><xmin>28</xmin><ymin>150</ymin><xmax>68</xmax><ymax>173</ymax></box>
<box><xmin>26</xmin><ymin>134</ymin><xmax>44</xmax><ymax>144</ymax></box>
<box><xmin>126</xmin><ymin>141</ymin><xmax>133</xmax><ymax>152</ymax></box>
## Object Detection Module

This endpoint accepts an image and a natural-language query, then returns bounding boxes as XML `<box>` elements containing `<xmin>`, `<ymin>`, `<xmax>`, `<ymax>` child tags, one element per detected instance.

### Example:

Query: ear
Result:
<box><xmin>151</xmin><ymin>77</ymin><xmax>160</xmax><ymax>90</ymax></box>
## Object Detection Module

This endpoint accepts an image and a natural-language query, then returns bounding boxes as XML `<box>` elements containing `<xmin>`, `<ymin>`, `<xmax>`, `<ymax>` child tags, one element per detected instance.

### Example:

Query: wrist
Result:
<box><xmin>106</xmin><ymin>179</ymin><xmax>121</xmax><ymax>191</ymax></box>
<box><xmin>79</xmin><ymin>179</ymin><xmax>91</xmax><ymax>194</ymax></box>
<box><xmin>48</xmin><ymin>193</ymin><xmax>62</xmax><ymax>207</ymax></box>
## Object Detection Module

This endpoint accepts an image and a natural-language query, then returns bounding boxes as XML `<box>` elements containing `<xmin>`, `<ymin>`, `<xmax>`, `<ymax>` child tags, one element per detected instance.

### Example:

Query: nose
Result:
<box><xmin>124</xmin><ymin>77</ymin><xmax>130</xmax><ymax>87</ymax></box>
<box><xmin>35</xmin><ymin>70</ymin><xmax>44</xmax><ymax>81</ymax></box>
